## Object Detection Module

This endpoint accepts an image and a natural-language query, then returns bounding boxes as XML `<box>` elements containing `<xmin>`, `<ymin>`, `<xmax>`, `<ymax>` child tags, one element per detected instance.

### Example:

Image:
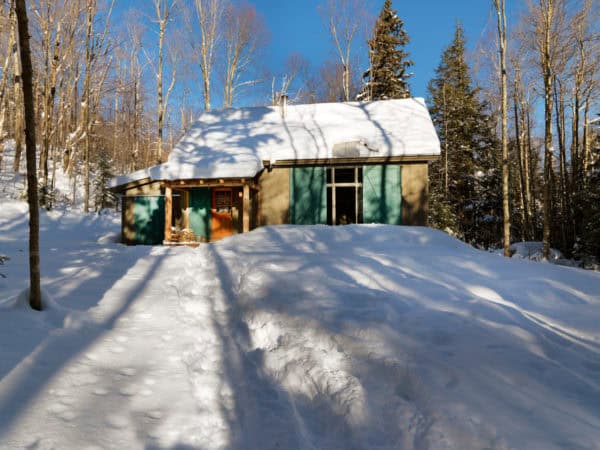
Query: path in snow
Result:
<box><xmin>0</xmin><ymin>246</ymin><xmax>203</xmax><ymax>449</ymax></box>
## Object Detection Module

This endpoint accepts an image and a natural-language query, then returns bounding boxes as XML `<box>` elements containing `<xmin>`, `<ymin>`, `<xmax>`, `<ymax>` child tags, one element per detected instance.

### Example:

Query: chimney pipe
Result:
<box><xmin>279</xmin><ymin>94</ymin><xmax>288</xmax><ymax>118</ymax></box>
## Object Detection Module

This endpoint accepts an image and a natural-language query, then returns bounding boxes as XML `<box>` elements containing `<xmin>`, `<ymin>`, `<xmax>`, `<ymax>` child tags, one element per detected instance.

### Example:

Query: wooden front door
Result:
<box><xmin>211</xmin><ymin>188</ymin><xmax>233</xmax><ymax>240</ymax></box>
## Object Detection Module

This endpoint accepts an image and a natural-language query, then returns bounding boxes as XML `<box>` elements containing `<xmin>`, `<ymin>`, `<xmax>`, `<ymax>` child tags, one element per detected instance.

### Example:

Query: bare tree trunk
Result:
<box><xmin>113</xmin><ymin>66</ymin><xmax>119</xmax><ymax>161</ymax></box>
<box><xmin>553</xmin><ymin>77</ymin><xmax>569</xmax><ymax>253</ymax></box>
<box><xmin>582</xmin><ymin>99</ymin><xmax>590</xmax><ymax>172</ymax></box>
<box><xmin>193</xmin><ymin>0</ymin><xmax>221</xmax><ymax>111</ymax></box>
<box><xmin>154</xmin><ymin>0</ymin><xmax>177</xmax><ymax>163</ymax></box>
<box><xmin>40</xmin><ymin>18</ymin><xmax>62</xmax><ymax>205</ymax></box>
<box><xmin>525</xmin><ymin>107</ymin><xmax>535</xmax><ymax>236</ymax></box>
<box><xmin>513</xmin><ymin>80</ymin><xmax>529</xmax><ymax>241</ymax></box>
<box><xmin>494</xmin><ymin>0</ymin><xmax>511</xmax><ymax>256</ymax></box>
<box><xmin>221</xmin><ymin>2</ymin><xmax>265</xmax><ymax>108</ymax></box>
<box><xmin>83</xmin><ymin>0</ymin><xmax>94</xmax><ymax>213</ymax></box>
<box><xmin>11</xmin><ymin>1</ymin><xmax>24</xmax><ymax>173</ymax></box>
<box><xmin>442</xmin><ymin>83</ymin><xmax>448</xmax><ymax>198</ymax></box>
<box><xmin>540</xmin><ymin>0</ymin><xmax>555</xmax><ymax>260</ymax></box>
<box><xmin>321</xmin><ymin>0</ymin><xmax>364</xmax><ymax>101</ymax></box>
<box><xmin>0</xmin><ymin>7</ymin><xmax>14</xmax><ymax>154</ymax></box>
<box><xmin>15</xmin><ymin>0</ymin><xmax>42</xmax><ymax>311</ymax></box>
<box><xmin>0</xmin><ymin>5</ymin><xmax>16</xmax><ymax>169</ymax></box>
<box><xmin>157</xmin><ymin>2</ymin><xmax>166</xmax><ymax>163</ymax></box>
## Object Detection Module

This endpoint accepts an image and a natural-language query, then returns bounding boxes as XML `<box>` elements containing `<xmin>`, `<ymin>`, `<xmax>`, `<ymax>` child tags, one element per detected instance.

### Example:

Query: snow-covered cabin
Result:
<box><xmin>109</xmin><ymin>97</ymin><xmax>441</xmax><ymax>245</ymax></box>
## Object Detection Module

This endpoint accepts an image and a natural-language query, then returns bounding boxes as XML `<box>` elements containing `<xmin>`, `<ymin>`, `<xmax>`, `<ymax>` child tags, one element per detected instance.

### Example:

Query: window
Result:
<box><xmin>326</xmin><ymin>167</ymin><xmax>363</xmax><ymax>225</ymax></box>
<box><xmin>213</xmin><ymin>189</ymin><xmax>232</xmax><ymax>213</ymax></box>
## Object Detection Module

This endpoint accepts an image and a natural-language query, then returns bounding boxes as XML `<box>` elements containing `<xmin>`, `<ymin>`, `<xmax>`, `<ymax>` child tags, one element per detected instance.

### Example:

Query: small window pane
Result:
<box><xmin>335</xmin><ymin>168</ymin><xmax>355</xmax><ymax>183</ymax></box>
<box><xmin>214</xmin><ymin>190</ymin><xmax>232</xmax><ymax>213</ymax></box>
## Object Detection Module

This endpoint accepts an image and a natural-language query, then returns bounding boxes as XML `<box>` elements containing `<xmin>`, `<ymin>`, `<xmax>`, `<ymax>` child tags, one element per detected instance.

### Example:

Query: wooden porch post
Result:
<box><xmin>183</xmin><ymin>190</ymin><xmax>190</xmax><ymax>229</ymax></box>
<box><xmin>243</xmin><ymin>184</ymin><xmax>250</xmax><ymax>233</ymax></box>
<box><xmin>164</xmin><ymin>184</ymin><xmax>172</xmax><ymax>243</ymax></box>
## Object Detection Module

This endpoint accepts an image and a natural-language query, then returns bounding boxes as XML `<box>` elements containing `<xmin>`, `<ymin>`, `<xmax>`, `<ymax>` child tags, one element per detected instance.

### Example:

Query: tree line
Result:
<box><xmin>427</xmin><ymin>0</ymin><xmax>600</xmax><ymax>265</ymax></box>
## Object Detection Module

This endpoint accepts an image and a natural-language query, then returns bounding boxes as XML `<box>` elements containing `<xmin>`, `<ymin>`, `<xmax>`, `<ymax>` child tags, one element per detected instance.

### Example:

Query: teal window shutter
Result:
<box><xmin>362</xmin><ymin>165</ymin><xmax>402</xmax><ymax>225</ymax></box>
<box><xmin>189</xmin><ymin>188</ymin><xmax>211</xmax><ymax>240</ymax></box>
<box><xmin>133</xmin><ymin>196</ymin><xmax>165</xmax><ymax>245</ymax></box>
<box><xmin>290</xmin><ymin>167</ymin><xmax>327</xmax><ymax>225</ymax></box>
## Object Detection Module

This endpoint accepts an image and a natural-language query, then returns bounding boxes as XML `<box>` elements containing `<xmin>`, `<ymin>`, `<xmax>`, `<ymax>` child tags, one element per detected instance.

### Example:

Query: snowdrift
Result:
<box><xmin>1</xmin><ymin>206</ymin><xmax>599</xmax><ymax>449</ymax></box>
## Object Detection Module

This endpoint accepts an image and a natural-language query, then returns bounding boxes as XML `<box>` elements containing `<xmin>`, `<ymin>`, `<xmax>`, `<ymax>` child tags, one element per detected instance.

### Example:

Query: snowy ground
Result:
<box><xmin>1</xmin><ymin>201</ymin><xmax>600</xmax><ymax>450</ymax></box>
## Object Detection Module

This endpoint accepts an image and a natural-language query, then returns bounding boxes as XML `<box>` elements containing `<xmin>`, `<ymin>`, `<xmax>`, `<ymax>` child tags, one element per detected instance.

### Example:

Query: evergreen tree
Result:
<box><xmin>93</xmin><ymin>151</ymin><xmax>117</xmax><ymax>212</ymax></box>
<box><xmin>577</xmin><ymin>122</ymin><xmax>600</xmax><ymax>264</ymax></box>
<box><xmin>360</xmin><ymin>0</ymin><xmax>412</xmax><ymax>100</ymax></box>
<box><xmin>427</xmin><ymin>24</ymin><xmax>501</xmax><ymax>247</ymax></box>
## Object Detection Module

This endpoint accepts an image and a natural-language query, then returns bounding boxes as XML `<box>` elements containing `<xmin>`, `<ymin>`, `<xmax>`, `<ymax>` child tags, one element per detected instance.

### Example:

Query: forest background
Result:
<box><xmin>0</xmin><ymin>0</ymin><xmax>599</xmax><ymax>266</ymax></box>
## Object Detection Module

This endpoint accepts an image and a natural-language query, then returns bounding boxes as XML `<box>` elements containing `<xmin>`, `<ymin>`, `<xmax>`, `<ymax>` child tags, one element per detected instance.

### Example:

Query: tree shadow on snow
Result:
<box><xmin>0</xmin><ymin>239</ymin><xmax>164</xmax><ymax>438</ymax></box>
<box><xmin>204</xmin><ymin>225</ymin><xmax>600</xmax><ymax>450</ymax></box>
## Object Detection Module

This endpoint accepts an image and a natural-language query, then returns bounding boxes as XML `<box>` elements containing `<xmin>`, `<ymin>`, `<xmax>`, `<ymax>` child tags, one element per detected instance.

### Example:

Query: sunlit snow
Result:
<box><xmin>1</xmin><ymin>201</ymin><xmax>599</xmax><ymax>449</ymax></box>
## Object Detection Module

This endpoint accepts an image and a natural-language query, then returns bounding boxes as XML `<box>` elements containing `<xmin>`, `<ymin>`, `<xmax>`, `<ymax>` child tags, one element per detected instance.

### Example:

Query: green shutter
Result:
<box><xmin>133</xmin><ymin>196</ymin><xmax>165</xmax><ymax>245</ymax></box>
<box><xmin>189</xmin><ymin>188</ymin><xmax>211</xmax><ymax>240</ymax></box>
<box><xmin>290</xmin><ymin>167</ymin><xmax>327</xmax><ymax>225</ymax></box>
<box><xmin>363</xmin><ymin>165</ymin><xmax>402</xmax><ymax>225</ymax></box>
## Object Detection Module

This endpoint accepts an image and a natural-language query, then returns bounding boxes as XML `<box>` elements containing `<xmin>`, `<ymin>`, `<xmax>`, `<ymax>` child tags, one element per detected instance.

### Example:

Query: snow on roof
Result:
<box><xmin>109</xmin><ymin>98</ymin><xmax>440</xmax><ymax>188</ymax></box>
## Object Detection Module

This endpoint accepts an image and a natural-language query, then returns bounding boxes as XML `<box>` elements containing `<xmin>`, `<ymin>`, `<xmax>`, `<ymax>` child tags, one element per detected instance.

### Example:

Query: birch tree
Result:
<box><xmin>9</xmin><ymin>1</ymin><xmax>24</xmax><ymax>173</ymax></box>
<box><xmin>319</xmin><ymin>0</ymin><xmax>366</xmax><ymax>101</ymax></box>
<box><xmin>221</xmin><ymin>1</ymin><xmax>267</xmax><ymax>108</ymax></box>
<box><xmin>191</xmin><ymin>0</ymin><xmax>222</xmax><ymax>111</ymax></box>
<box><xmin>152</xmin><ymin>0</ymin><xmax>177</xmax><ymax>163</ymax></box>
<box><xmin>493</xmin><ymin>0</ymin><xmax>511</xmax><ymax>256</ymax></box>
<box><xmin>530</xmin><ymin>0</ymin><xmax>559</xmax><ymax>259</ymax></box>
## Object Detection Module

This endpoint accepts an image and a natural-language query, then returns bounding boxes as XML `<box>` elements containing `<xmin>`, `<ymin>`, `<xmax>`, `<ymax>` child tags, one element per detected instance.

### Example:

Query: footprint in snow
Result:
<box><xmin>58</xmin><ymin>410</ymin><xmax>77</xmax><ymax>422</ymax></box>
<box><xmin>49</xmin><ymin>389</ymin><xmax>68</xmax><ymax>397</ymax></box>
<box><xmin>47</xmin><ymin>403</ymin><xmax>69</xmax><ymax>414</ymax></box>
<box><xmin>119</xmin><ymin>385</ymin><xmax>138</xmax><ymax>396</ymax></box>
<box><xmin>72</xmin><ymin>374</ymin><xmax>99</xmax><ymax>386</ymax></box>
<box><xmin>105</xmin><ymin>414</ymin><xmax>129</xmax><ymax>429</ymax></box>
<box><xmin>119</xmin><ymin>367</ymin><xmax>137</xmax><ymax>376</ymax></box>
<box><xmin>60</xmin><ymin>397</ymin><xmax>75</xmax><ymax>406</ymax></box>
<box><xmin>145</xmin><ymin>410</ymin><xmax>163</xmax><ymax>420</ymax></box>
<box><xmin>93</xmin><ymin>388</ymin><xmax>109</xmax><ymax>396</ymax></box>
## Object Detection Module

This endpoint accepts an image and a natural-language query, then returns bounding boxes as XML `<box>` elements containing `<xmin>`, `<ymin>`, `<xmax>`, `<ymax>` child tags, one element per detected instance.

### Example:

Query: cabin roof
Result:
<box><xmin>110</xmin><ymin>98</ymin><xmax>440</xmax><ymax>189</ymax></box>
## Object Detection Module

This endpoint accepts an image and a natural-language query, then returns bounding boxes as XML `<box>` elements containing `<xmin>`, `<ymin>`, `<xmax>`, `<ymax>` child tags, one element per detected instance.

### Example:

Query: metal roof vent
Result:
<box><xmin>332</xmin><ymin>140</ymin><xmax>378</xmax><ymax>158</ymax></box>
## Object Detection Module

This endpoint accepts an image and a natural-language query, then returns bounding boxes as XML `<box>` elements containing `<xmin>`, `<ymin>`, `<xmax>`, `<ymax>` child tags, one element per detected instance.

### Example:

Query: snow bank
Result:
<box><xmin>509</xmin><ymin>241</ymin><xmax>563</xmax><ymax>261</ymax></box>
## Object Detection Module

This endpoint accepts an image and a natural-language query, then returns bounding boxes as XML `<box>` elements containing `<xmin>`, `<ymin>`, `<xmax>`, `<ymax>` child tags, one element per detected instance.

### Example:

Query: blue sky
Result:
<box><xmin>250</xmin><ymin>0</ymin><xmax>500</xmax><ymax>99</ymax></box>
<box><xmin>114</xmin><ymin>0</ymin><xmax>511</xmax><ymax>110</ymax></box>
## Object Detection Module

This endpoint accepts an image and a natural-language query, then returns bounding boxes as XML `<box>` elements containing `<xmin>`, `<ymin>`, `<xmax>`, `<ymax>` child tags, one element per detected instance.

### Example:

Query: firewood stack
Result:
<box><xmin>171</xmin><ymin>228</ymin><xmax>197</xmax><ymax>243</ymax></box>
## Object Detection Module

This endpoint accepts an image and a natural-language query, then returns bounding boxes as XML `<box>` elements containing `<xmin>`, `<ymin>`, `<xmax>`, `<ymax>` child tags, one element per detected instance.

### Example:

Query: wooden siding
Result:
<box><xmin>121</xmin><ymin>182</ymin><xmax>164</xmax><ymax>244</ymax></box>
<box><xmin>258</xmin><ymin>168</ymin><xmax>290</xmax><ymax>225</ymax></box>
<box><xmin>401</xmin><ymin>163</ymin><xmax>429</xmax><ymax>226</ymax></box>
